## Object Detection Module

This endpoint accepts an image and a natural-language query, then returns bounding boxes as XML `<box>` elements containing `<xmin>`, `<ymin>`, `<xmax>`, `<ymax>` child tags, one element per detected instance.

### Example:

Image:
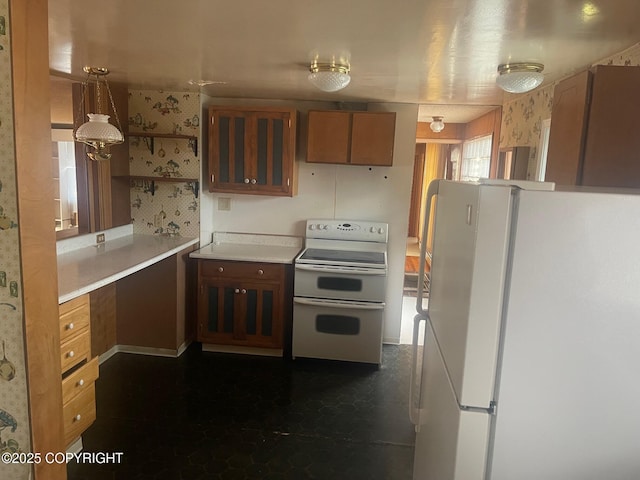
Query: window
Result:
<box><xmin>458</xmin><ymin>134</ymin><xmax>492</xmax><ymax>181</ymax></box>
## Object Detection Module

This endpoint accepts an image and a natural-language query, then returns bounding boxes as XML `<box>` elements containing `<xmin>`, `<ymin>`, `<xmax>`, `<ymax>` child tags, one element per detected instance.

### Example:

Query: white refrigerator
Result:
<box><xmin>410</xmin><ymin>179</ymin><xmax>640</xmax><ymax>480</ymax></box>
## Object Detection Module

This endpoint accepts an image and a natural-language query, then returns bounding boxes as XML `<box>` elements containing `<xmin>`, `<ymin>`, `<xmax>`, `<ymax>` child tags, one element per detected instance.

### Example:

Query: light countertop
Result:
<box><xmin>58</xmin><ymin>233</ymin><xmax>199</xmax><ymax>304</ymax></box>
<box><xmin>190</xmin><ymin>232</ymin><xmax>303</xmax><ymax>264</ymax></box>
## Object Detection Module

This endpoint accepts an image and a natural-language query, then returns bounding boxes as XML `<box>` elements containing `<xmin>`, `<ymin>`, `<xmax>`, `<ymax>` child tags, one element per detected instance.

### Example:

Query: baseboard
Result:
<box><xmin>383</xmin><ymin>337</ymin><xmax>400</xmax><ymax>345</ymax></box>
<box><xmin>98</xmin><ymin>341</ymin><xmax>193</xmax><ymax>364</ymax></box>
<box><xmin>202</xmin><ymin>344</ymin><xmax>283</xmax><ymax>357</ymax></box>
<box><xmin>66</xmin><ymin>437</ymin><xmax>83</xmax><ymax>455</ymax></box>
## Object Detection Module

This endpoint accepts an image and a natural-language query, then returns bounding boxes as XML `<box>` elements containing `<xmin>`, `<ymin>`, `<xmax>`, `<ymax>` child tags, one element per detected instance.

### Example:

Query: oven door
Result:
<box><xmin>292</xmin><ymin>297</ymin><xmax>384</xmax><ymax>365</ymax></box>
<box><xmin>294</xmin><ymin>264</ymin><xmax>386</xmax><ymax>302</ymax></box>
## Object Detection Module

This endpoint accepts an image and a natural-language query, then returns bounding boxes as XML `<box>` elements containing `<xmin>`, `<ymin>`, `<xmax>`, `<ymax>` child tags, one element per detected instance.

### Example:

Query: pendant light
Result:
<box><xmin>74</xmin><ymin>66</ymin><xmax>124</xmax><ymax>161</ymax></box>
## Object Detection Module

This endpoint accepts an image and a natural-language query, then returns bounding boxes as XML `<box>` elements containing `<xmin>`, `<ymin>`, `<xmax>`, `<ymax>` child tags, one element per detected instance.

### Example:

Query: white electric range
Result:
<box><xmin>292</xmin><ymin>219</ymin><xmax>388</xmax><ymax>365</ymax></box>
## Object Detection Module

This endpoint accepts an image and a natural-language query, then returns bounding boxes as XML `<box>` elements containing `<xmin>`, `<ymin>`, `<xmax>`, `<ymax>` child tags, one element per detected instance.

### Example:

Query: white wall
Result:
<box><xmin>199</xmin><ymin>96</ymin><xmax>418</xmax><ymax>343</ymax></box>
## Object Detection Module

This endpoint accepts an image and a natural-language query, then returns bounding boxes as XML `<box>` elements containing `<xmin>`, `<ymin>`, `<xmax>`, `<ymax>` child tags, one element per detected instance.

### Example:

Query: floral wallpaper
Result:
<box><xmin>499</xmin><ymin>42</ymin><xmax>640</xmax><ymax>180</ymax></box>
<box><xmin>0</xmin><ymin>3</ymin><xmax>32</xmax><ymax>479</ymax></box>
<box><xmin>128</xmin><ymin>90</ymin><xmax>200</xmax><ymax>238</ymax></box>
<box><xmin>596</xmin><ymin>41</ymin><xmax>640</xmax><ymax>66</ymax></box>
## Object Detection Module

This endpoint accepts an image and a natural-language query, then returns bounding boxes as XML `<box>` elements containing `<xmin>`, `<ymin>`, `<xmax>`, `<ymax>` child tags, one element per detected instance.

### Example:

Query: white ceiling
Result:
<box><xmin>48</xmin><ymin>0</ymin><xmax>640</xmax><ymax>122</ymax></box>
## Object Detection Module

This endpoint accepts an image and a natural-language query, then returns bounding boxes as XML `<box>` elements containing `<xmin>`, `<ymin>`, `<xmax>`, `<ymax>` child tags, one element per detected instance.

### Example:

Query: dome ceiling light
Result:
<box><xmin>74</xmin><ymin>66</ymin><xmax>124</xmax><ymax>161</ymax></box>
<box><xmin>308</xmin><ymin>60</ymin><xmax>351</xmax><ymax>92</ymax></box>
<box><xmin>430</xmin><ymin>116</ymin><xmax>445</xmax><ymax>133</ymax></box>
<box><xmin>496</xmin><ymin>62</ymin><xmax>545</xmax><ymax>94</ymax></box>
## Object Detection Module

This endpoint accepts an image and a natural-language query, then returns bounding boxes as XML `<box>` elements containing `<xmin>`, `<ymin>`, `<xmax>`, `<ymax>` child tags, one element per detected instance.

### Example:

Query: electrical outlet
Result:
<box><xmin>218</xmin><ymin>197</ymin><xmax>231</xmax><ymax>211</ymax></box>
<box><xmin>96</xmin><ymin>233</ymin><xmax>105</xmax><ymax>244</ymax></box>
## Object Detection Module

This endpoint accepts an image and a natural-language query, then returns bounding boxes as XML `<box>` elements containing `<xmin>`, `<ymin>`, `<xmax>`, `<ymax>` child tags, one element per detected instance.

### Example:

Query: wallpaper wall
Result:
<box><xmin>0</xmin><ymin>3</ymin><xmax>32</xmax><ymax>479</ymax></box>
<box><xmin>499</xmin><ymin>41</ymin><xmax>640</xmax><ymax>178</ymax></box>
<box><xmin>128</xmin><ymin>90</ymin><xmax>201</xmax><ymax>238</ymax></box>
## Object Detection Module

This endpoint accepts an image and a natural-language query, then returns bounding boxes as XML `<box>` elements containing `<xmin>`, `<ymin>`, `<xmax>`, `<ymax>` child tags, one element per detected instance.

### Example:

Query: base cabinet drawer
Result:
<box><xmin>63</xmin><ymin>383</ymin><xmax>96</xmax><ymax>447</ymax></box>
<box><xmin>62</xmin><ymin>357</ymin><xmax>99</xmax><ymax>405</ymax></box>
<box><xmin>60</xmin><ymin>329</ymin><xmax>91</xmax><ymax>373</ymax></box>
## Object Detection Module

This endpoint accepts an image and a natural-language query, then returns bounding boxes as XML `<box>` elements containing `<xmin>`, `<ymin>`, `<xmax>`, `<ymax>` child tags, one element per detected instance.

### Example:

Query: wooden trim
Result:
<box><xmin>416</xmin><ymin>122</ymin><xmax>465</xmax><ymax>140</ymax></box>
<box><xmin>10</xmin><ymin>0</ymin><xmax>67</xmax><ymax>478</ymax></box>
<box><xmin>408</xmin><ymin>144</ymin><xmax>426</xmax><ymax>238</ymax></box>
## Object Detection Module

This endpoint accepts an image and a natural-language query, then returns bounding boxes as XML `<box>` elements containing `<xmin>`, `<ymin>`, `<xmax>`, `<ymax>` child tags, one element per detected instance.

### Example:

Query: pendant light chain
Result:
<box><xmin>103</xmin><ymin>76</ymin><xmax>123</xmax><ymax>133</ymax></box>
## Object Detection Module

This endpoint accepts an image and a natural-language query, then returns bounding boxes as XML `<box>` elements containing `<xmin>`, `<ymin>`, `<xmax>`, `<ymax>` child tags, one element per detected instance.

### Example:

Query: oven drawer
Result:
<box><xmin>292</xmin><ymin>297</ymin><xmax>384</xmax><ymax>364</ymax></box>
<box><xmin>294</xmin><ymin>265</ymin><xmax>386</xmax><ymax>302</ymax></box>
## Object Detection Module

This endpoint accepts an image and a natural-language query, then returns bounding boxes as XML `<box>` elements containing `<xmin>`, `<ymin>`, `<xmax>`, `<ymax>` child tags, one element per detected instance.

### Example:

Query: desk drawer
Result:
<box><xmin>59</xmin><ymin>295</ymin><xmax>90</xmax><ymax>344</ymax></box>
<box><xmin>60</xmin><ymin>329</ymin><xmax>90</xmax><ymax>374</ymax></box>
<box><xmin>62</xmin><ymin>357</ymin><xmax>99</xmax><ymax>405</ymax></box>
<box><xmin>200</xmin><ymin>260</ymin><xmax>284</xmax><ymax>281</ymax></box>
<box><xmin>63</xmin><ymin>383</ymin><xmax>96</xmax><ymax>447</ymax></box>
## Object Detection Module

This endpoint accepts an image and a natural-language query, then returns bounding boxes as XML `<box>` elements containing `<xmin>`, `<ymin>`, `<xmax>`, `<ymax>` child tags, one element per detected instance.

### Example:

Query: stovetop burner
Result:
<box><xmin>298</xmin><ymin>248</ymin><xmax>386</xmax><ymax>265</ymax></box>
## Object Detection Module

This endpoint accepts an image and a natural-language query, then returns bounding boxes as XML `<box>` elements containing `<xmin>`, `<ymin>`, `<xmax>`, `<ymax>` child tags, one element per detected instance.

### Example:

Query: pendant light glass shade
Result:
<box><xmin>75</xmin><ymin>114</ymin><xmax>124</xmax><ymax>145</ymax></box>
<box><xmin>308</xmin><ymin>62</ymin><xmax>351</xmax><ymax>92</ymax></box>
<box><xmin>496</xmin><ymin>63</ymin><xmax>544</xmax><ymax>94</ymax></box>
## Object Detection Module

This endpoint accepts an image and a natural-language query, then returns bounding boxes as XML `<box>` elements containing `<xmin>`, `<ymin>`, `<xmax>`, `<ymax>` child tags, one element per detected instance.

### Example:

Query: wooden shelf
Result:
<box><xmin>116</xmin><ymin>175</ymin><xmax>200</xmax><ymax>198</ymax></box>
<box><xmin>128</xmin><ymin>132</ymin><xmax>198</xmax><ymax>156</ymax></box>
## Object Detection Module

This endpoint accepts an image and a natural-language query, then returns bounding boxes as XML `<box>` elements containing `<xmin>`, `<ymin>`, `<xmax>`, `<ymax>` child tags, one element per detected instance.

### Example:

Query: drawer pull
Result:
<box><xmin>67</xmin><ymin>351</ymin><xmax>75</xmax><ymax>358</ymax></box>
<box><xmin>67</xmin><ymin>322</ymin><xmax>74</xmax><ymax>330</ymax></box>
<box><xmin>257</xmin><ymin>269</ymin><xmax>264</xmax><ymax>275</ymax></box>
<box><xmin>218</xmin><ymin>267</ymin><xmax>224</xmax><ymax>273</ymax></box>
<box><xmin>77</xmin><ymin>379</ymin><xmax>85</xmax><ymax>387</ymax></box>
<box><xmin>74</xmin><ymin>414</ymin><xmax>81</xmax><ymax>422</ymax></box>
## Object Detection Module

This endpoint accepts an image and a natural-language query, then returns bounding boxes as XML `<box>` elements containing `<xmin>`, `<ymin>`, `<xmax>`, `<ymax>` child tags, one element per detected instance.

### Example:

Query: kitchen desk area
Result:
<box><xmin>57</xmin><ymin>225</ymin><xmax>199</xmax><ymax>359</ymax></box>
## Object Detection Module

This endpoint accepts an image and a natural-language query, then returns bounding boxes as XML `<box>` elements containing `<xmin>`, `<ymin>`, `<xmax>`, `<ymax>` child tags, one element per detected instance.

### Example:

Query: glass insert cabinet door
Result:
<box><xmin>208</xmin><ymin>107</ymin><xmax>296</xmax><ymax>196</ymax></box>
<box><xmin>197</xmin><ymin>279</ymin><xmax>283</xmax><ymax>349</ymax></box>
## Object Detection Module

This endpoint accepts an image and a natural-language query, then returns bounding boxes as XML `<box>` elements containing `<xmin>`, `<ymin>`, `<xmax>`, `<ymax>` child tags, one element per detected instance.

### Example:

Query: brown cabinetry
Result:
<box><xmin>196</xmin><ymin>260</ymin><xmax>291</xmax><ymax>351</ymax></box>
<box><xmin>545</xmin><ymin>65</ymin><xmax>640</xmax><ymax>187</ymax></box>
<box><xmin>208</xmin><ymin>106</ymin><xmax>297</xmax><ymax>196</ymax></box>
<box><xmin>59</xmin><ymin>294</ymin><xmax>99</xmax><ymax>447</ymax></box>
<box><xmin>306</xmin><ymin>111</ymin><xmax>396</xmax><ymax>166</ymax></box>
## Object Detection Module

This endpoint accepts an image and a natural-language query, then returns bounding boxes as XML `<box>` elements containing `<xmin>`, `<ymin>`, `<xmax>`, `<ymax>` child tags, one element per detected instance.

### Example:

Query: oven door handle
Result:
<box><xmin>295</xmin><ymin>264</ymin><xmax>387</xmax><ymax>276</ymax></box>
<box><xmin>294</xmin><ymin>297</ymin><xmax>386</xmax><ymax>310</ymax></box>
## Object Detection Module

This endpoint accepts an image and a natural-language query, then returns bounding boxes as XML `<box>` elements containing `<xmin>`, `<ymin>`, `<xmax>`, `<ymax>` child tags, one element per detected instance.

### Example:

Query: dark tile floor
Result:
<box><xmin>67</xmin><ymin>344</ymin><xmax>415</xmax><ymax>480</ymax></box>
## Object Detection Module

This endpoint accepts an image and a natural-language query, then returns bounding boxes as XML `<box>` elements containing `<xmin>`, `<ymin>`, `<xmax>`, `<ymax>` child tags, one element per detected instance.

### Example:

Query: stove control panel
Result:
<box><xmin>305</xmin><ymin>219</ymin><xmax>388</xmax><ymax>243</ymax></box>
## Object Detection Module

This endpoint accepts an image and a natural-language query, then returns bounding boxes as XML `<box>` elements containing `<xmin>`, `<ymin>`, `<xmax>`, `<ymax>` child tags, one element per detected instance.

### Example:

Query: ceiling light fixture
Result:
<box><xmin>430</xmin><ymin>116</ymin><xmax>445</xmax><ymax>133</ymax></box>
<box><xmin>308</xmin><ymin>61</ymin><xmax>351</xmax><ymax>92</ymax></box>
<box><xmin>74</xmin><ymin>66</ymin><xmax>124</xmax><ymax>161</ymax></box>
<box><xmin>496</xmin><ymin>62</ymin><xmax>545</xmax><ymax>94</ymax></box>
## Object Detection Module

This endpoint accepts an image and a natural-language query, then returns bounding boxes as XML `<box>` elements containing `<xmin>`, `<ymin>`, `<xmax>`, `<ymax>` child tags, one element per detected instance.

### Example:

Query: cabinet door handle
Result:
<box><xmin>211</xmin><ymin>173</ymin><xmax>215</xmax><ymax>183</ymax></box>
<box><xmin>250</xmin><ymin>178</ymin><xmax>257</xmax><ymax>185</ymax></box>
<box><xmin>244</xmin><ymin>178</ymin><xmax>250</xmax><ymax>184</ymax></box>
<box><xmin>241</xmin><ymin>289</ymin><xmax>247</xmax><ymax>294</ymax></box>
<box><xmin>235</xmin><ymin>288</ymin><xmax>240</xmax><ymax>294</ymax></box>
<box><xmin>257</xmin><ymin>269</ymin><xmax>264</xmax><ymax>275</ymax></box>
<box><xmin>218</xmin><ymin>267</ymin><xmax>224</xmax><ymax>272</ymax></box>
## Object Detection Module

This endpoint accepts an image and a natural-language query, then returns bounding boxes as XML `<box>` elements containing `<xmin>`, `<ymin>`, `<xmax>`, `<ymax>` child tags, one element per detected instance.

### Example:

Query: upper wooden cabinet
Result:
<box><xmin>307</xmin><ymin>111</ymin><xmax>396</xmax><ymax>166</ymax></box>
<box><xmin>545</xmin><ymin>65</ymin><xmax>640</xmax><ymax>187</ymax></box>
<box><xmin>208</xmin><ymin>106</ymin><xmax>297</xmax><ymax>196</ymax></box>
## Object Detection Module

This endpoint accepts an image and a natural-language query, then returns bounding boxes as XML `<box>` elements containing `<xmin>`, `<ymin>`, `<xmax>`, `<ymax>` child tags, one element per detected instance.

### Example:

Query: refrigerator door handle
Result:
<box><xmin>409</xmin><ymin>313</ymin><xmax>427</xmax><ymax>427</ymax></box>
<box><xmin>416</xmin><ymin>179</ymin><xmax>441</xmax><ymax>315</ymax></box>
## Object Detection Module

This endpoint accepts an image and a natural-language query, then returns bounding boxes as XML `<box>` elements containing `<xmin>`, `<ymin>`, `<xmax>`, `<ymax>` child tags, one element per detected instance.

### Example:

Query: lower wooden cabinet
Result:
<box><xmin>59</xmin><ymin>294</ymin><xmax>99</xmax><ymax>447</ymax></box>
<box><xmin>196</xmin><ymin>260</ymin><xmax>292</xmax><ymax>351</ymax></box>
